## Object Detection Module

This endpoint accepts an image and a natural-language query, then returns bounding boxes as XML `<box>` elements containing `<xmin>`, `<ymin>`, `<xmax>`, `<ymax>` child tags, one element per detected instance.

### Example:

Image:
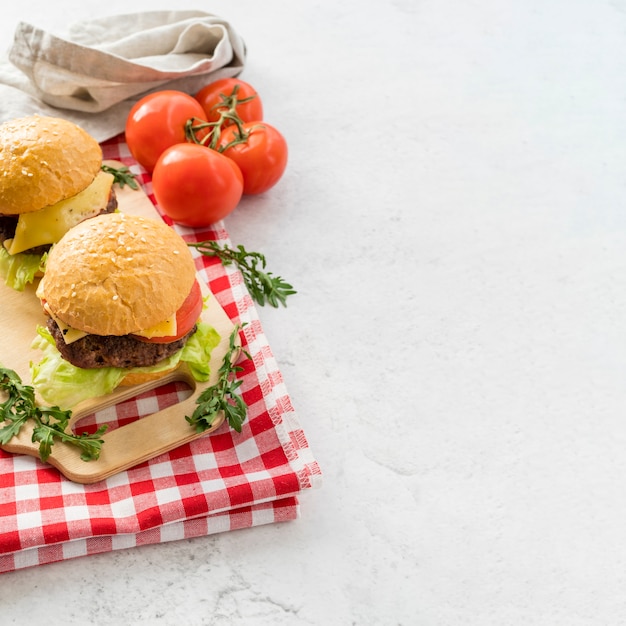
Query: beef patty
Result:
<box><xmin>46</xmin><ymin>316</ymin><xmax>197</xmax><ymax>370</ymax></box>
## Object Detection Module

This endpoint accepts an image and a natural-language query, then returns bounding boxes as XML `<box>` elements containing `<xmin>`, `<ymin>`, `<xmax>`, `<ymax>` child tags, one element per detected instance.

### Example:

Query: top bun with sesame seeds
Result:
<box><xmin>40</xmin><ymin>212</ymin><xmax>196</xmax><ymax>337</ymax></box>
<box><xmin>0</xmin><ymin>115</ymin><xmax>103</xmax><ymax>215</ymax></box>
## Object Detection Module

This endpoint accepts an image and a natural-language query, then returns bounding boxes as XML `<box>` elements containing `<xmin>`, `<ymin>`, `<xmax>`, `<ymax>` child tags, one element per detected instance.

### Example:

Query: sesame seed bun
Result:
<box><xmin>0</xmin><ymin>115</ymin><xmax>102</xmax><ymax>215</ymax></box>
<box><xmin>40</xmin><ymin>213</ymin><xmax>196</xmax><ymax>336</ymax></box>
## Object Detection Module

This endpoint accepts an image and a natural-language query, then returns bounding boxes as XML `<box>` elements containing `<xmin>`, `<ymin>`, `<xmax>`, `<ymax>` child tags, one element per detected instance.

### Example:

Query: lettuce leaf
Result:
<box><xmin>179</xmin><ymin>322</ymin><xmax>221</xmax><ymax>381</ymax></box>
<box><xmin>0</xmin><ymin>247</ymin><xmax>46</xmax><ymax>291</ymax></box>
<box><xmin>30</xmin><ymin>322</ymin><xmax>221</xmax><ymax>409</ymax></box>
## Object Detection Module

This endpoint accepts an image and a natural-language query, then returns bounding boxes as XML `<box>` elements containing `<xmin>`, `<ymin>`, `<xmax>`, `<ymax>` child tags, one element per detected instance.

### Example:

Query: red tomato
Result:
<box><xmin>133</xmin><ymin>279</ymin><xmax>203</xmax><ymax>344</ymax></box>
<box><xmin>219</xmin><ymin>122</ymin><xmax>288</xmax><ymax>195</ymax></box>
<box><xmin>125</xmin><ymin>90</ymin><xmax>207</xmax><ymax>172</ymax></box>
<box><xmin>152</xmin><ymin>143</ymin><xmax>244</xmax><ymax>227</ymax></box>
<box><xmin>194</xmin><ymin>78</ymin><xmax>263</xmax><ymax>126</ymax></box>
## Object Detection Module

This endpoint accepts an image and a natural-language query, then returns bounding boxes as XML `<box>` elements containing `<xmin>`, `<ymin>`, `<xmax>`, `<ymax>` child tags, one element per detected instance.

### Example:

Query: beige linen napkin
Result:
<box><xmin>0</xmin><ymin>10</ymin><xmax>246</xmax><ymax>141</ymax></box>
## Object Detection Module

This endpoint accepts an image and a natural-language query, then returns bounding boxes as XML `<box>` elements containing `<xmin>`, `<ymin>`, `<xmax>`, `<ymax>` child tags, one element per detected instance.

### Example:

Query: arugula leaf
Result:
<box><xmin>101</xmin><ymin>163</ymin><xmax>140</xmax><ymax>190</ymax></box>
<box><xmin>188</xmin><ymin>241</ymin><xmax>296</xmax><ymax>307</ymax></box>
<box><xmin>186</xmin><ymin>324</ymin><xmax>250</xmax><ymax>433</ymax></box>
<box><xmin>0</xmin><ymin>367</ymin><xmax>106</xmax><ymax>462</ymax></box>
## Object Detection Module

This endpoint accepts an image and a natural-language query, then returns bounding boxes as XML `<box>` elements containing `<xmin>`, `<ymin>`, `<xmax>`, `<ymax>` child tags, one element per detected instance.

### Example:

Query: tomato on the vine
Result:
<box><xmin>195</xmin><ymin>78</ymin><xmax>263</xmax><ymax>126</ymax></box>
<box><xmin>219</xmin><ymin>122</ymin><xmax>288</xmax><ymax>195</ymax></box>
<box><xmin>152</xmin><ymin>143</ymin><xmax>244</xmax><ymax>227</ymax></box>
<box><xmin>125</xmin><ymin>90</ymin><xmax>206</xmax><ymax>172</ymax></box>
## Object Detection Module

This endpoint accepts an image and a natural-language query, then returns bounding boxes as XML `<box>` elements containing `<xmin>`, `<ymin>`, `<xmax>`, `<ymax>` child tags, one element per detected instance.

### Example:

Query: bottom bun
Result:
<box><xmin>118</xmin><ymin>365</ymin><xmax>179</xmax><ymax>387</ymax></box>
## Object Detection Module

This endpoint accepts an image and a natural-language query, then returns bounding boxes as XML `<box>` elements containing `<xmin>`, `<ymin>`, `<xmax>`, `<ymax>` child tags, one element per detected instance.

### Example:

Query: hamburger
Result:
<box><xmin>31</xmin><ymin>212</ymin><xmax>220</xmax><ymax>409</ymax></box>
<box><xmin>0</xmin><ymin>115</ymin><xmax>117</xmax><ymax>290</ymax></box>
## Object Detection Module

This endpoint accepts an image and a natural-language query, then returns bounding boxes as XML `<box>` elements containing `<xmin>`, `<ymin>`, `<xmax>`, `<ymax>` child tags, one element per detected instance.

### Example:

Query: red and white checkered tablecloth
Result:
<box><xmin>0</xmin><ymin>135</ymin><xmax>322</xmax><ymax>574</ymax></box>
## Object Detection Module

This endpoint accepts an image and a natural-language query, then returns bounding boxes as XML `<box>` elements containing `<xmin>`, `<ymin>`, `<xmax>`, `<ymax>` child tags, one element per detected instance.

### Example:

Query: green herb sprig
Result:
<box><xmin>101</xmin><ymin>163</ymin><xmax>140</xmax><ymax>190</ymax></box>
<box><xmin>186</xmin><ymin>324</ymin><xmax>250</xmax><ymax>433</ymax></box>
<box><xmin>0</xmin><ymin>368</ymin><xmax>107</xmax><ymax>462</ymax></box>
<box><xmin>189</xmin><ymin>241</ymin><xmax>296</xmax><ymax>307</ymax></box>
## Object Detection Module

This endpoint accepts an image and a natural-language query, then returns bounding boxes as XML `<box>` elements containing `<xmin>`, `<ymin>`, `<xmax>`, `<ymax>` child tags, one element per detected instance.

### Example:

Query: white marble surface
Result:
<box><xmin>2</xmin><ymin>0</ymin><xmax>626</xmax><ymax>624</ymax></box>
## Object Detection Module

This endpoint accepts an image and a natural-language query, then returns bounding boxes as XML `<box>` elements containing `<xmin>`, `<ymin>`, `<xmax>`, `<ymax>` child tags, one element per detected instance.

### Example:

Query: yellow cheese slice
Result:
<box><xmin>134</xmin><ymin>316</ymin><xmax>178</xmax><ymax>340</ymax></box>
<box><xmin>43</xmin><ymin>303</ymin><xmax>88</xmax><ymax>344</ymax></box>
<box><xmin>43</xmin><ymin>302</ymin><xmax>178</xmax><ymax>344</ymax></box>
<box><xmin>7</xmin><ymin>171</ymin><xmax>114</xmax><ymax>255</ymax></box>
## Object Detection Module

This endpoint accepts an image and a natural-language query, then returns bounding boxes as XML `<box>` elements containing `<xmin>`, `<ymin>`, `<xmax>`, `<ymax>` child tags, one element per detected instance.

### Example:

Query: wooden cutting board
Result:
<box><xmin>0</xmin><ymin>161</ymin><xmax>237</xmax><ymax>483</ymax></box>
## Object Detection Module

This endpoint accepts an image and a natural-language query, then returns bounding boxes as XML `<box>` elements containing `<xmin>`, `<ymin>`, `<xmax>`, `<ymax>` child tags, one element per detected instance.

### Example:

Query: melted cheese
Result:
<box><xmin>43</xmin><ymin>302</ymin><xmax>178</xmax><ymax>344</ymax></box>
<box><xmin>44</xmin><ymin>303</ymin><xmax>88</xmax><ymax>344</ymax></box>
<box><xmin>135</xmin><ymin>316</ymin><xmax>177</xmax><ymax>340</ymax></box>
<box><xmin>7</xmin><ymin>171</ymin><xmax>114</xmax><ymax>255</ymax></box>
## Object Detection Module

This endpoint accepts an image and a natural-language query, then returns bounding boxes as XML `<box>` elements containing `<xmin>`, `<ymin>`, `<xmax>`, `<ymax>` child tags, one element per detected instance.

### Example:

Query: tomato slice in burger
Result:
<box><xmin>134</xmin><ymin>279</ymin><xmax>203</xmax><ymax>343</ymax></box>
